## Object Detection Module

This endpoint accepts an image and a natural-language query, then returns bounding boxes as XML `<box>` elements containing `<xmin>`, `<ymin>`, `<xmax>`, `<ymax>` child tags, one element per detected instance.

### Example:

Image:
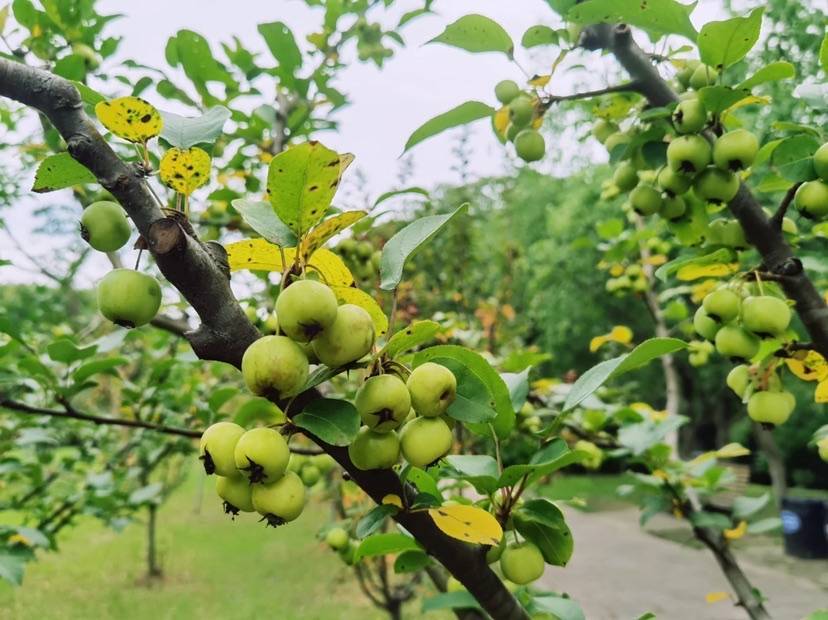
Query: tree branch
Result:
<box><xmin>541</xmin><ymin>81</ymin><xmax>644</xmax><ymax>109</ymax></box>
<box><xmin>770</xmin><ymin>181</ymin><xmax>802</xmax><ymax>230</ymax></box>
<box><xmin>579</xmin><ymin>23</ymin><xmax>828</xmax><ymax>360</ymax></box>
<box><xmin>0</xmin><ymin>57</ymin><xmax>259</xmax><ymax>366</ymax></box>
<box><xmin>0</xmin><ymin>58</ymin><xmax>528</xmax><ymax>620</ymax></box>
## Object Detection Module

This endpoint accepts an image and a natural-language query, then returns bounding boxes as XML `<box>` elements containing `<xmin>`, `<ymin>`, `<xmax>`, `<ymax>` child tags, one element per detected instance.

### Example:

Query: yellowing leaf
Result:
<box><xmin>159</xmin><ymin>147</ymin><xmax>211</xmax><ymax>195</ymax></box>
<box><xmin>650</xmin><ymin>409</ymin><xmax>669</xmax><ymax>422</ymax></box>
<box><xmin>227</xmin><ymin>238</ymin><xmax>284</xmax><ymax>271</ymax></box>
<box><xmin>95</xmin><ymin>96</ymin><xmax>162</xmax><ymax>143</ymax></box>
<box><xmin>816</xmin><ymin>378</ymin><xmax>828</xmax><ymax>404</ymax></box>
<box><xmin>705</xmin><ymin>591</ymin><xmax>730</xmax><ymax>604</ymax></box>
<box><xmin>722</xmin><ymin>95</ymin><xmax>770</xmax><ymax>120</ymax></box>
<box><xmin>528</xmin><ymin>74</ymin><xmax>551</xmax><ymax>87</ymax></box>
<box><xmin>339</xmin><ymin>152</ymin><xmax>356</xmax><ymax>176</ymax></box>
<box><xmin>307</xmin><ymin>249</ymin><xmax>355</xmax><ymax>287</ymax></box>
<box><xmin>266</xmin><ymin>141</ymin><xmax>342</xmax><ymax>235</ymax></box>
<box><xmin>494</xmin><ymin>106</ymin><xmax>510</xmax><ymax>139</ymax></box>
<box><xmin>382</xmin><ymin>494</ymin><xmax>403</xmax><ymax>509</ymax></box>
<box><xmin>428</xmin><ymin>504</ymin><xmax>502</xmax><ymax>546</ymax></box>
<box><xmin>676</xmin><ymin>263</ymin><xmax>739</xmax><ymax>281</ymax></box>
<box><xmin>715</xmin><ymin>443</ymin><xmax>751</xmax><ymax>459</ymax></box>
<box><xmin>644</xmin><ymin>254</ymin><xmax>668</xmax><ymax>266</ymax></box>
<box><xmin>724</xmin><ymin>520</ymin><xmax>747</xmax><ymax>540</ymax></box>
<box><xmin>7</xmin><ymin>533</ymin><xmax>31</xmax><ymax>547</ymax></box>
<box><xmin>609</xmin><ymin>263</ymin><xmax>625</xmax><ymax>277</ymax></box>
<box><xmin>691</xmin><ymin>279</ymin><xmax>718</xmax><ymax>304</ymax></box>
<box><xmin>531</xmin><ymin>115</ymin><xmax>544</xmax><ymax>130</ymax></box>
<box><xmin>589</xmin><ymin>325</ymin><xmax>633</xmax><ymax>352</ymax></box>
<box><xmin>302</xmin><ymin>211</ymin><xmax>367</xmax><ymax>259</ymax></box>
<box><xmin>688</xmin><ymin>451</ymin><xmax>716</xmax><ymax>467</ymax></box>
<box><xmin>331</xmin><ymin>286</ymin><xmax>388</xmax><ymax>337</ymax></box>
<box><xmin>785</xmin><ymin>350</ymin><xmax>828</xmax><ymax>382</ymax></box>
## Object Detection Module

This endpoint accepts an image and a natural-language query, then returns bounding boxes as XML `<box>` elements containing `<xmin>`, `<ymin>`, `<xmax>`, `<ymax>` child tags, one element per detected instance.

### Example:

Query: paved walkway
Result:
<box><xmin>539</xmin><ymin>507</ymin><xmax>827</xmax><ymax>620</ymax></box>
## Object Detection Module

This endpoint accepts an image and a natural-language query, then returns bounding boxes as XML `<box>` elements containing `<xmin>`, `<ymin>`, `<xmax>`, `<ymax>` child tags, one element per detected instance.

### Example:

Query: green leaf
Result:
<box><xmin>266</xmin><ymin>141</ymin><xmax>341</xmax><ymax>235</ymax></box>
<box><xmin>732</xmin><ymin>493</ymin><xmax>770</xmax><ymax>520</ymax></box>
<box><xmin>394</xmin><ymin>549</ymin><xmax>431</xmax><ymax>573</ymax></box>
<box><xmin>160</xmin><ymin>106</ymin><xmax>230</xmax><ymax>148</ymax></box>
<box><xmin>71</xmin><ymin>357</ymin><xmax>127</xmax><ymax>384</ymax></box>
<box><xmin>293</xmin><ymin>398</ymin><xmax>359</xmax><ymax>447</ymax></box>
<box><xmin>46</xmin><ymin>338</ymin><xmax>97</xmax><ymax>364</ymax></box>
<box><xmin>258</xmin><ymin>21</ymin><xmax>302</xmax><ymax>77</ymax></box>
<box><xmin>403</xmin><ymin>102</ymin><xmax>494</xmax><ymax>153</ymax></box>
<box><xmin>522</xmin><ymin>25</ymin><xmax>560</xmax><ymax>48</ymax></box>
<box><xmin>498</xmin><ymin>439</ymin><xmax>585</xmax><ymax>488</ymax></box>
<box><xmin>380</xmin><ymin>204</ymin><xmax>468</xmax><ymax>290</ymax></box>
<box><xmin>747</xmin><ymin>517</ymin><xmax>781</xmax><ymax>534</ymax></box>
<box><xmin>0</xmin><ymin>552</ymin><xmax>26</xmax><ymax>586</ymax></box>
<box><xmin>429</xmin><ymin>357</ymin><xmax>497</xmax><ymax>423</ymax></box>
<box><xmin>697</xmin><ymin>85</ymin><xmax>752</xmax><ymax>115</ymax></box>
<box><xmin>428</xmin><ymin>14</ymin><xmax>513</xmax><ymax>57</ymax></box>
<box><xmin>71</xmin><ymin>80</ymin><xmax>106</xmax><ymax>106</ymax></box>
<box><xmin>413</xmin><ymin>344</ymin><xmax>514</xmax><ymax>437</ymax></box>
<box><xmin>531</xmin><ymin>595</ymin><xmax>585</xmax><ymax>620</ymax></box>
<box><xmin>443</xmin><ymin>455</ymin><xmax>499</xmax><ymax>494</ymax></box>
<box><xmin>356</xmin><ymin>504</ymin><xmax>399</xmax><ymax>539</ymax></box>
<box><xmin>354</xmin><ymin>533</ymin><xmax>422</xmax><ymax>562</ymax></box>
<box><xmin>374</xmin><ymin>187</ymin><xmax>430</xmax><ymax>208</ymax></box>
<box><xmin>381</xmin><ymin>320</ymin><xmax>440</xmax><ymax>358</ymax></box>
<box><xmin>514</xmin><ymin>498</ymin><xmax>573</xmax><ymax>566</ymax></box>
<box><xmin>736</xmin><ymin>61</ymin><xmax>796</xmax><ymax>91</ymax></box>
<box><xmin>618</xmin><ymin>417</ymin><xmax>687</xmax><ymax>455</ymax></box>
<box><xmin>172</xmin><ymin>30</ymin><xmax>235</xmax><ymax>88</ymax></box>
<box><xmin>234</xmin><ymin>397</ymin><xmax>285</xmax><ymax>427</ymax></box>
<box><xmin>567</xmin><ymin>0</ymin><xmax>697</xmax><ymax>42</ymax></box>
<box><xmin>52</xmin><ymin>55</ymin><xmax>86</xmax><ymax>81</ymax></box>
<box><xmin>772</xmin><ymin>134</ymin><xmax>819</xmax><ymax>182</ymax></box>
<box><xmin>698</xmin><ymin>7</ymin><xmax>763</xmax><ymax>69</ymax></box>
<box><xmin>690</xmin><ymin>511</ymin><xmax>732</xmax><ymax>531</ymax></box>
<box><xmin>654</xmin><ymin>248</ymin><xmax>733</xmax><ymax>282</ymax></box>
<box><xmin>501</xmin><ymin>369</ymin><xmax>530</xmax><ymax>412</ymax></box>
<box><xmin>563</xmin><ymin>338</ymin><xmax>689</xmax><ymax>411</ymax></box>
<box><xmin>422</xmin><ymin>591</ymin><xmax>482</xmax><ymax>613</ymax></box>
<box><xmin>129</xmin><ymin>482</ymin><xmax>164</xmax><ymax>505</ymax></box>
<box><xmin>231</xmin><ymin>199</ymin><xmax>297</xmax><ymax>247</ymax></box>
<box><xmin>207</xmin><ymin>387</ymin><xmax>240</xmax><ymax>414</ymax></box>
<box><xmin>32</xmin><ymin>153</ymin><xmax>96</xmax><ymax>193</ymax></box>
<box><xmin>820</xmin><ymin>33</ymin><xmax>828</xmax><ymax>74</ymax></box>
<box><xmin>402</xmin><ymin>466</ymin><xmax>442</xmax><ymax>500</ymax></box>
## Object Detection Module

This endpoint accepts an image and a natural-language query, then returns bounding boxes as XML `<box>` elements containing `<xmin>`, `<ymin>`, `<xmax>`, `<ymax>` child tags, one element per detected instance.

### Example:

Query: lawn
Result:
<box><xmin>0</xmin><ymin>472</ymin><xmax>437</xmax><ymax>620</ymax></box>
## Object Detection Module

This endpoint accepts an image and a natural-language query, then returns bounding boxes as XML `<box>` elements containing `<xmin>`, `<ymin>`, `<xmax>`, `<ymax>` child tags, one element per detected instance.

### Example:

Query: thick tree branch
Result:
<box><xmin>0</xmin><ymin>57</ymin><xmax>259</xmax><ymax>366</ymax></box>
<box><xmin>0</xmin><ymin>58</ymin><xmax>527</xmax><ymax>620</ymax></box>
<box><xmin>580</xmin><ymin>24</ymin><xmax>828</xmax><ymax>360</ymax></box>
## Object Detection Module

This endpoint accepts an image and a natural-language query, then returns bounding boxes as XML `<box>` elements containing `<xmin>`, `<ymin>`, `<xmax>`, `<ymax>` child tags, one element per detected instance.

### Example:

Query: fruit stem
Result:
<box><xmin>753</xmin><ymin>270</ymin><xmax>764</xmax><ymax>296</ymax></box>
<box><xmin>134</xmin><ymin>248</ymin><xmax>144</xmax><ymax>271</ymax></box>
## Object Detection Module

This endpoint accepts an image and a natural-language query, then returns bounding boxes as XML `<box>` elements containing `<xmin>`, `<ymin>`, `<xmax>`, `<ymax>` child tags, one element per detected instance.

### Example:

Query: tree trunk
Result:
<box><xmin>146</xmin><ymin>504</ymin><xmax>162</xmax><ymax>579</ymax></box>
<box><xmin>753</xmin><ymin>426</ymin><xmax>787</xmax><ymax>508</ymax></box>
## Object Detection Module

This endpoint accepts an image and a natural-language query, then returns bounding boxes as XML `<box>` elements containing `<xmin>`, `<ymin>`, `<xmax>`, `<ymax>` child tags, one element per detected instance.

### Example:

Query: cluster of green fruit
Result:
<box><xmin>79</xmin><ymin>200</ymin><xmax>162</xmax><ymax>328</ymax></box>
<box><xmin>693</xmin><ymin>287</ymin><xmax>796</xmax><ymax>426</ymax></box>
<box><xmin>493</xmin><ymin>80</ymin><xmax>546</xmax><ymax>163</ymax></box>
<box><xmin>198</xmin><ymin>422</ymin><xmax>307</xmax><ymax>524</ymax></box>
<box><xmin>349</xmin><ymin>361</ymin><xmax>457</xmax><ymax>471</ymax></box>
<box><xmin>794</xmin><ymin>142</ymin><xmax>828</xmax><ymax>219</ymax></box>
<box><xmin>604</xmin><ymin>263</ymin><xmax>649</xmax><ymax>295</ymax></box>
<box><xmin>334</xmin><ymin>238</ymin><xmax>381</xmax><ymax>288</ymax></box>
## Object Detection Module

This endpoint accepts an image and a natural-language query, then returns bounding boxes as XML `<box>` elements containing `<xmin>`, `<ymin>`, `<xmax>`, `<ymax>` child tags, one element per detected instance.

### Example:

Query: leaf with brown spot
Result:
<box><xmin>95</xmin><ymin>96</ymin><xmax>163</xmax><ymax>143</ymax></box>
<box><xmin>159</xmin><ymin>147</ymin><xmax>211</xmax><ymax>195</ymax></box>
<box><xmin>301</xmin><ymin>211</ymin><xmax>366</xmax><ymax>259</ymax></box>
<box><xmin>428</xmin><ymin>504</ymin><xmax>502</xmax><ymax>546</ymax></box>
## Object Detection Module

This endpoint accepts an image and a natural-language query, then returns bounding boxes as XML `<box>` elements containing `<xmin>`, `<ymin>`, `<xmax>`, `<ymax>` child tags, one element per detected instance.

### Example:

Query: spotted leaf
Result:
<box><xmin>428</xmin><ymin>504</ymin><xmax>502</xmax><ymax>546</ymax></box>
<box><xmin>302</xmin><ymin>211</ymin><xmax>366</xmax><ymax>259</ymax></box>
<box><xmin>159</xmin><ymin>147</ymin><xmax>211</xmax><ymax>195</ymax></box>
<box><xmin>95</xmin><ymin>96</ymin><xmax>162</xmax><ymax>143</ymax></box>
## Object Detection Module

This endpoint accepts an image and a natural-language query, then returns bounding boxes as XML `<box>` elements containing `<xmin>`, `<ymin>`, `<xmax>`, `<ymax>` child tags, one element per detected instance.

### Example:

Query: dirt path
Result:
<box><xmin>539</xmin><ymin>507</ymin><xmax>827</xmax><ymax>620</ymax></box>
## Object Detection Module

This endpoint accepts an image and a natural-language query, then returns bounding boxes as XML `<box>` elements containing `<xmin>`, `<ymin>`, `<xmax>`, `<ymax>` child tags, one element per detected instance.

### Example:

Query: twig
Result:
<box><xmin>770</xmin><ymin>181</ymin><xmax>803</xmax><ymax>230</ymax></box>
<box><xmin>540</xmin><ymin>81</ymin><xmax>643</xmax><ymax>109</ymax></box>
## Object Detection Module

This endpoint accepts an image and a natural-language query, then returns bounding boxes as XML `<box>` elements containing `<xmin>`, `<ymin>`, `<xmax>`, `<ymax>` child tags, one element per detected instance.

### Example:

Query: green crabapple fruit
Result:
<box><xmin>813</xmin><ymin>143</ymin><xmax>828</xmax><ymax>182</ymax></box>
<box><xmin>495</xmin><ymin>80</ymin><xmax>521</xmax><ymax>104</ymax></box>
<box><xmin>667</xmin><ymin>135</ymin><xmax>711</xmax><ymax>174</ymax></box>
<box><xmin>747</xmin><ymin>390</ymin><xmax>795</xmax><ymax>426</ymax></box>
<box><xmin>355</xmin><ymin>374</ymin><xmax>411</xmax><ymax>432</ymax></box>
<box><xmin>613</xmin><ymin>162</ymin><xmax>639</xmax><ymax>192</ymax></box>
<box><xmin>406</xmin><ymin>362</ymin><xmax>457</xmax><ymax>418</ymax></box>
<box><xmin>604</xmin><ymin>132</ymin><xmax>630</xmax><ymax>154</ymax></box>
<box><xmin>702</xmin><ymin>289</ymin><xmax>741</xmax><ymax>323</ymax></box>
<box><xmin>509</xmin><ymin>96</ymin><xmax>534</xmax><ymax>128</ymax></box>
<box><xmin>500</xmin><ymin>541</ymin><xmax>545</xmax><ymax>585</ymax></box>
<box><xmin>694</xmin><ymin>167</ymin><xmax>739</xmax><ymax>204</ymax></box>
<box><xmin>199</xmin><ymin>421</ymin><xmax>245</xmax><ymax>477</ymax></box>
<box><xmin>794</xmin><ymin>180</ymin><xmax>828</xmax><ymax>219</ymax></box>
<box><xmin>689</xmin><ymin>64</ymin><xmax>718</xmax><ymax>90</ymax></box>
<box><xmin>326</xmin><ymin>527</ymin><xmax>350</xmax><ymax>550</ymax></box>
<box><xmin>216</xmin><ymin>475</ymin><xmax>255</xmax><ymax>515</ymax></box>
<box><xmin>300</xmin><ymin>464</ymin><xmax>321</xmax><ymax>486</ymax></box>
<box><xmin>818</xmin><ymin>437</ymin><xmax>828</xmax><ymax>462</ymax></box>
<box><xmin>97</xmin><ymin>269</ymin><xmax>162</xmax><ymax>328</ymax></box>
<box><xmin>574</xmin><ymin>440</ymin><xmax>603</xmax><ymax>470</ymax></box>
<box><xmin>312</xmin><ymin>304</ymin><xmax>375</xmax><ymax>368</ymax></box>
<box><xmin>275</xmin><ymin>279</ymin><xmax>338</xmax><ymax>342</ymax></box>
<box><xmin>399</xmin><ymin>416</ymin><xmax>453</xmax><ymax>468</ymax></box>
<box><xmin>592</xmin><ymin>119</ymin><xmax>619</xmax><ymax>144</ymax></box>
<box><xmin>726</xmin><ymin>364</ymin><xmax>751</xmax><ymax>398</ymax></box>
<box><xmin>348</xmin><ymin>426</ymin><xmax>400</xmax><ymax>470</ymax></box>
<box><xmin>675</xmin><ymin>60</ymin><xmax>700</xmax><ymax>88</ymax></box>
<box><xmin>740</xmin><ymin>296</ymin><xmax>791</xmax><ymax>337</ymax></box>
<box><xmin>514</xmin><ymin>129</ymin><xmax>545</xmax><ymax>162</ymax></box>
<box><xmin>252</xmin><ymin>470</ymin><xmax>306</xmax><ymax>526</ymax></box>
<box><xmin>707</xmin><ymin>218</ymin><xmax>748</xmax><ymax>249</ymax></box>
<box><xmin>241</xmin><ymin>335</ymin><xmax>309</xmax><ymax>400</ymax></box>
<box><xmin>713</xmin><ymin>129</ymin><xmax>759</xmax><ymax>171</ymax></box>
<box><xmin>80</xmin><ymin>201</ymin><xmax>131</xmax><ymax>252</ymax></box>
<box><xmin>659</xmin><ymin>195</ymin><xmax>687</xmax><ymax>221</ymax></box>
<box><xmin>715</xmin><ymin>325</ymin><xmax>760</xmax><ymax>361</ymax></box>
<box><xmin>629</xmin><ymin>184</ymin><xmax>662</xmax><ymax>216</ymax></box>
<box><xmin>657</xmin><ymin>167</ymin><xmax>691</xmax><ymax>197</ymax></box>
<box><xmin>234</xmin><ymin>427</ymin><xmax>290</xmax><ymax>484</ymax></box>
<box><xmin>672</xmin><ymin>98</ymin><xmax>706</xmax><ymax>134</ymax></box>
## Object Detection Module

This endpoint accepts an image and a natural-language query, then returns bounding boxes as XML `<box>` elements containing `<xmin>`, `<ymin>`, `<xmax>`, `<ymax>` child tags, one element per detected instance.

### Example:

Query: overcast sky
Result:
<box><xmin>2</xmin><ymin>0</ymin><xmax>740</xmax><ymax>285</ymax></box>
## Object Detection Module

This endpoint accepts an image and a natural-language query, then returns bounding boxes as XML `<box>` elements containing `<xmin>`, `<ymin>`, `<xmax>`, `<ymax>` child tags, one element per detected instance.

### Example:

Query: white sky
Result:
<box><xmin>2</xmin><ymin>0</ymin><xmax>735</xmax><ymax>285</ymax></box>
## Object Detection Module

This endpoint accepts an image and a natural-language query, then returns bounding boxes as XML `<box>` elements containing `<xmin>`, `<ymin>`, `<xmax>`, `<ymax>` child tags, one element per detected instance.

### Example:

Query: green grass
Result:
<box><xmin>539</xmin><ymin>473</ymin><xmax>641</xmax><ymax>511</ymax></box>
<box><xmin>0</xmin><ymin>473</ymin><xmax>436</xmax><ymax>620</ymax></box>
